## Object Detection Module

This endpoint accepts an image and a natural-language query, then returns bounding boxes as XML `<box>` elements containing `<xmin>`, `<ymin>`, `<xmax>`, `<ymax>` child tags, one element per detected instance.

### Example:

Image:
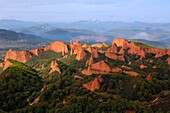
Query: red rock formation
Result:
<box><xmin>30</xmin><ymin>48</ymin><xmax>43</xmax><ymax>56</ymax></box>
<box><xmin>82</xmin><ymin>77</ymin><xmax>103</xmax><ymax>91</ymax></box>
<box><xmin>112</xmin><ymin>38</ymin><xmax>126</xmax><ymax>47</ymax></box>
<box><xmin>49</xmin><ymin>61</ymin><xmax>61</xmax><ymax>74</ymax></box>
<box><xmin>82</xmin><ymin>43</ymin><xmax>89</xmax><ymax>48</ymax></box>
<box><xmin>82</xmin><ymin>66</ymin><xmax>93</xmax><ymax>76</ymax></box>
<box><xmin>118</xmin><ymin>48</ymin><xmax>125</xmax><ymax>54</ymax></box>
<box><xmin>3</xmin><ymin>60</ymin><xmax>12</xmax><ymax>70</ymax></box>
<box><xmin>91</xmin><ymin>60</ymin><xmax>111</xmax><ymax>73</ymax></box>
<box><xmin>140</xmin><ymin>64</ymin><xmax>148</xmax><ymax>69</ymax></box>
<box><xmin>70</xmin><ymin>40</ymin><xmax>86</xmax><ymax>61</ymax></box>
<box><xmin>87</xmin><ymin>47</ymin><xmax>99</xmax><ymax>58</ymax></box>
<box><xmin>105</xmin><ymin>53</ymin><xmax>117</xmax><ymax>60</ymax></box>
<box><xmin>4</xmin><ymin>49</ymin><xmax>33</xmax><ymax>63</ymax></box>
<box><xmin>86</xmin><ymin>55</ymin><xmax>94</xmax><ymax>66</ymax></box>
<box><xmin>44</xmin><ymin>41</ymin><xmax>68</xmax><ymax>56</ymax></box>
<box><xmin>0</xmin><ymin>62</ymin><xmax>3</xmax><ymax>67</ymax></box>
<box><xmin>91</xmin><ymin>42</ymin><xmax>109</xmax><ymax>48</ymax></box>
<box><xmin>123</xmin><ymin>70</ymin><xmax>139</xmax><ymax>76</ymax></box>
<box><xmin>105</xmin><ymin>53</ymin><xmax>125</xmax><ymax>61</ymax></box>
<box><xmin>146</xmin><ymin>74</ymin><xmax>152</xmax><ymax>81</ymax></box>
<box><xmin>82</xmin><ymin>60</ymin><xmax>122</xmax><ymax>76</ymax></box>
<box><xmin>107</xmin><ymin>43</ymin><xmax>118</xmax><ymax>53</ymax></box>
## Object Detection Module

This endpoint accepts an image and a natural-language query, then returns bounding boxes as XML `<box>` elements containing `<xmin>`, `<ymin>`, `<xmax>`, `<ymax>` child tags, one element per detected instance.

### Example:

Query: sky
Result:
<box><xmin>0</xmin><ymin>0</ymin><xmax>170</xmax><ymax>23</ymax></box>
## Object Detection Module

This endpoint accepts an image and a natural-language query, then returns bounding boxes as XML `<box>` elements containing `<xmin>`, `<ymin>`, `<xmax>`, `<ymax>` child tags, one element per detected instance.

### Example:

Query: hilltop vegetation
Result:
<box><xmin>0</xmin><ymin>39</ymin><xmax>169</xmax><ymax>113</ymax></box>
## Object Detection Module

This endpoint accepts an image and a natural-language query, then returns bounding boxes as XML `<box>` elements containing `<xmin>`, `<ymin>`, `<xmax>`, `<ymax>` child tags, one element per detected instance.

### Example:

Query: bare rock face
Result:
<box><xmin>107</xmin><ymin>43</ymin><xmax>118</xmax><ymax>53</ymax></box>
<box><xmin>123</xmin><ymin>70</ymin><xmax>139</xmax><ymax>76</ymax></box>
<box><xmin>82</xmin><ymin>66</ymin><xmax>93</xmax><ymax>76</ymax></box>
<box><xmin>91</xmin><ymin>60</ymin><xmax>122</xmax><ymax>73</ymax></box>
<box><xmin>44</xmin><ymin>41</ymin><xmax>68</xmax><ymax>56</ymax></box>
<box><xmin>70</xmin><ymin>40</ymin><xmax>86</xmax><ymax>61</ymax></box>
<box><xmin>86</xmin><ymin>55</ymin><xmax>94</xmax><ymax>66</ymax></box>
<box><xmin>82</xmin><ymin>60</ymin><xmax>122</xmax><ymax>76</ymax></box>
<box><xmin>82</xmin><ymin>43</ymin><xmax>89</xmax><ymax>48</ymax></box>
<box><xmin>3</xmin><ymin>60</ymin><xmax>12</xmax><ymax>70</ymax></box>
<box><xmin>91</xmin><ymin>60</ymin><xmax>111</xmax><ymax>73</ymax></box>
<box><xmin>49</xmin><ymin>61</ymin><xmax>61</xmax><ymax>74</ymax></box>
<box><xmin>140</xmin><ymin>64</ymin><xmax>148</xmax><ymax>69</ymax></box>
<box><xmin>118</xmin><ymin>48</ymin><xmax>125</xmax><ymax>54</ymax></box>
<box><xmin>105</xmin><ymin>53</ymin><xmax>125</xmax><ymax>61</ymax></box>
<box><xmin>128</xmin><ymin>42</ymin><xmax>146</xmax><ymax>57</ymax></box>
<box><xmin>155</xmin><ymin>49</ymin><xmax>167</xmax><ymax>58</ymax></box>
<box><xmin>4</xmin><ymin>49</ymin><xmax>33</xmax><ymax>63</ymax></box>
<box><xmin>91</xmin><ymin>42</ymin><xmax>109</xmax><ymax>48</ymax></box>
<box><xmin>112</xmin><ymin>38</ymin><xmax>126</xmax><ymax>47</ymax></box>
<box><xmin>0</xmin><ymin>62</ymin><xmax>3</xmax><ymax>67</ymax></box>
<box><xmin>30</xmin><ymin>48</ymin><xmax>44</xmax><ymax>56</ymax></box>
<box><xmin>82</xmin><ymin>77</ymin><xmax>103</xmax><ymax>91</ymax></box>
<box><xmin>87</xmin><ymin>47</ymin><xmax>99</xmax><ymax>58</ymax></box>
<box><xmin>146</xmin><ymin>74</ymin><xmax>152</xmax><ymax>81</ymax></box>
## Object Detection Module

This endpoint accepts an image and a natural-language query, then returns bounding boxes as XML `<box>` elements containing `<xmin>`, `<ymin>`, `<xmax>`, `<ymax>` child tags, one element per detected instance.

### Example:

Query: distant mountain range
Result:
<box><xmin>0</xmin><ymin>19</ymin><xmax>170</xmax><ymax>49</ymax></box>
<box><xmin>0</xmin><ymin>29</ymin><xmax>50</xmax><ymax>56</ymax></box>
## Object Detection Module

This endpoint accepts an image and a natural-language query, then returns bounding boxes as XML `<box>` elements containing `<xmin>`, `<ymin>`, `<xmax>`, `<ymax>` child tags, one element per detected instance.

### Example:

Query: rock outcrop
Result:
<box><xmin>0</xmin><ymin>62</ymin><xmax>3</xmax><ymax>67</ymax></box>
<box><xmin>82</xmin><ymin>66</ymin><xmax>93</xmax><ymax>76</ymax></box>
<box><xmin>105</xmin><ymin>53</ymin><xmax>125</xmax><ymax>61</ymax></box>
<box><xmin>146</xmin><ymin>74</ymin><xmax>152</xmax><ymax>81</ymax></box>
<box><xmin>91</xmin><ymin>60</ymin><xmax>112</xmax><ymax>73</ymax></box>
<box><xmin>49</xmin><ymin>61</ymin><xmax>61</xmax><ymax>74</ymax></box>
<box><xmin>30</xmin><ymin>48</ymin><xmax>44</xmax><ymax>56</ymax></box>
<box><xmin>91</xmin><ymin>42</ymin><xmax>109</xmax><ymax>48</ymax></box>
<box><xmin>113</xmin><ymin>38</ymin><xmax>127</xmax><ymax>47</ymax></box>
<box><xmin>4</xmin><ymin>49</ymin><xmax>33</xmax><ymax>63</ymax></box>
<box><xmin>140</xmin><ymin>64</ymin><xmax>148</xmax><ymax>69</ymax></box>
<box><xmin>106</xmin><ymin>43</ymin><xmax>118</xmax><ymax>53</ymax></box>
<box><xmin>70</xmin><ymin>40</ymin><xmax>86</xmax><ymax>61</ymax></box>
<box><xmin>44</xmin><ymin>41</ymin><xmax>68</xmax><ymax>56</ymax></box>
<box><xmin>123</xmin><ymin>70</ymin><xmax>139</xmax><ymax>76</ymax></box>
<box><xmin>87</xmin><ymin>47</ymin><xmax>99</xmax><ymax>58</ymax></box>
<box><xmin>82</xmin><ymin>77</ymin><xmax>103</xmax><ymax>91</ymax></box>
<box><xmin>82</xmin><ymin>60</ymin><xmax>122</xmax><ymax>76</ymax></box>
<box><xmin>3</xmin><ymin>60</ymin><xmax>12</xmax><ymax>70</ymax></box>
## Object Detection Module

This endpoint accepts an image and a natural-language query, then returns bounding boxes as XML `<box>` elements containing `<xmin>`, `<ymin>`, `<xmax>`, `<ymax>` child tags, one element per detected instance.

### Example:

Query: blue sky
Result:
<box><xmin>0</xmin><ymin>0</ymin><xmax>169</xmax><ymax>22</ymax></box>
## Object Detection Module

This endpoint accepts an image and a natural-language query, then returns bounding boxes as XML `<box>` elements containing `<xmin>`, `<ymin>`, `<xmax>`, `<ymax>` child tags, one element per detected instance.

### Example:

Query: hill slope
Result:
<box><xmin>0</xmin><ymin>29</ymin><xmax>50</xmax><ymax>57</ymax></box>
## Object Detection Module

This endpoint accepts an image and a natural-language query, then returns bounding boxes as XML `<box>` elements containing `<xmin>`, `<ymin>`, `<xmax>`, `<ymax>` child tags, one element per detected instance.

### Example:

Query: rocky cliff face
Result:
<box><xmin>0</xmin><ymin>62</ymin><xmax>3</xmax><ymax>67</ymax></box>
<box><xmin>113</xmin><ymin>38</ymin><xmax>170</xmax><ymax>58</ymax></box>
<box><xmin>105</xmin><ymin>53</ymin><xmax>125</xmax><ymax>61</ymax></box>
<box><xmin>82</xmin><ymin>60</ymin><xmax>122</xmax><ymax>76</ymax></box>
<box><xmin>82</xmin><ymin>77</ymin><xmax>103</xmax><ymax>91</ymax></box>
<box><xmin>146</xmin><ymin>74</ymin><xmax>152</xmax><ymax>81</ymax></box>
<box><xmin>70</xmin><ymin>40</ymin><xmax>86</xmax><ymax>61</ymax></box>
<box><xmin>4</xmin><ymin>49</ymin><xmax>33</xmax><ymax>63</ymax></box>
<box><xmin>30</xmin><ymin>48</ymin><xmax>44</xmax><ymax>56</ymax></box>
<box><xmin>3</xmin><ymin>60</ymin><xmax>12</xmax><ymax>70</ymax></box>
<box><xmin>87</xmin><ymin>47</ymin><xmax>99</xmax><ymax>58</ymax></box>
<box><xmin>106</xmin><ymin>43</ymin><xmax>118</xmax><ymax>53</ymax></box>
<box><xmin>140</xmin><ymin>64</ymin><xmax>147</xmax><ymax>69</ymax></box>
<box><xmin>91</xmin><ymin>42</ymin><xmax>109</xmax><ymax>48</ymax></box>
<box><xmin>44</xmin><ymin>41</ymin><xmax>68</xmax><ymax>56</ymax></box>
<box><xmin>49</xmin><ymin>61</ymin><xmax>61</xmax><ymax>74</ymax></box>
